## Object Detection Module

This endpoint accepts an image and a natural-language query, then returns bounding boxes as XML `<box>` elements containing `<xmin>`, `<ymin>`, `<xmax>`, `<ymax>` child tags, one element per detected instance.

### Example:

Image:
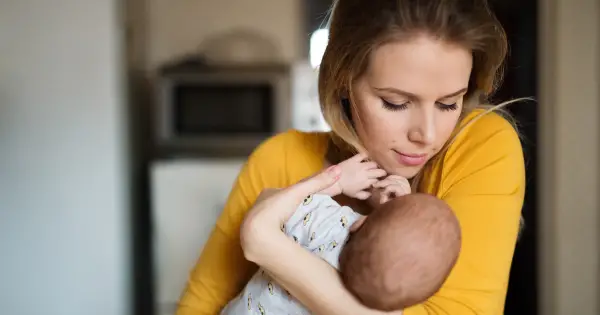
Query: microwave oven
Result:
<box><xmin>153</xmin><ymin>64</ymin><xmax>292</xmax><ymax>157</ymax></box>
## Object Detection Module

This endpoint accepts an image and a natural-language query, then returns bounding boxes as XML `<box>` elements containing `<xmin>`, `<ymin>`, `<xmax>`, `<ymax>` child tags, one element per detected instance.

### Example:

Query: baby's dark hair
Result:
<box><xmin>339</xmin><ymin>193</ymin><xmax>461</xmax><ymax>311</ymax></box>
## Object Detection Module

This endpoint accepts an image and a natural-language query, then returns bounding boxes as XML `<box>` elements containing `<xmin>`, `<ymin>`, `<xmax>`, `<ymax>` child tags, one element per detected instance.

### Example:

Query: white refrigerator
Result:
<box><xmin>150</xmin><ymin>159</ymin><xmax>245</xmax><ymax>315</ymax></box>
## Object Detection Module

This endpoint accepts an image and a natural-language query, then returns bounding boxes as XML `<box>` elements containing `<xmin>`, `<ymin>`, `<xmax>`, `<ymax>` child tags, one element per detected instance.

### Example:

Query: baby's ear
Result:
<box><xmin>349</xmin><ymin>216</ymin><xmax>367</xmax><ymax>232</ymax></box>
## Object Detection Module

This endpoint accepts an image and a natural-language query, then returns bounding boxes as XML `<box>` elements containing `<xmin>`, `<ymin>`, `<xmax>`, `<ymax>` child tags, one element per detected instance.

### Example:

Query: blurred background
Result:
<box><xmin>0</xmin><ymin>1</ymin><xmax>598</xmax><ymax>315</ymax></box>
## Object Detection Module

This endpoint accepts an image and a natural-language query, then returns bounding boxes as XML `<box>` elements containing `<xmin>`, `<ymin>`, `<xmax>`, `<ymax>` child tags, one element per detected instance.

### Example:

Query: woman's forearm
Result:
<box><xmin>244</xmin><ymin>226</ymin><xmax>392</xmax><ymax>315</ymax></box>
<box><xmin>251</xmin><ymin>231</ymin><xmax>370</xmax><ymax>315</ymax></box>
<box><xmin>238</xmin><ymin>166</ymin><xmax>401</xmax><ymax>315</ymax></box>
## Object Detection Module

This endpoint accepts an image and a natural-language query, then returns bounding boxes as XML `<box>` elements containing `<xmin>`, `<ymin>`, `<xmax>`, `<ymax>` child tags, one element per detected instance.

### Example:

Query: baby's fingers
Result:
<box><xmin>383</xmin><ymin>183</ymin><xmax>410</xmax><ymax>197</ymax></box>
<box><xmin>367</xmin><ymin>168</ymin><xmax>387</xmax><ymax>179</ymax></box>
<box><xmin>360</xmin><ymin>161</ymin><xmax>379</xmax><ymax>170</ymax></box>
<box><xmin>349</xmin><ymin>152</ymin><xmax>368</xmax><ymax>163</ymax></box>
<box><xmin>355</xmin><ymin>190</ymin><xmax>372</xmax><ymax>200</ymax></box>
<box><xmin>373</xmin><ymin>178</ymin><xmax>395</xmax><ymax>188</ymax></box>
<box><xmin>386</xmin><ymin>175</ymin><xmax>410</xmax><ymax>185</ymax></box>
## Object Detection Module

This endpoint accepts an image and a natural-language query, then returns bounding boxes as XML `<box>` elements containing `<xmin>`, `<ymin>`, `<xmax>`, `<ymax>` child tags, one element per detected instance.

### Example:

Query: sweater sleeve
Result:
<box><xmin>175</xmin><ymin>132</ymin><xmax>292</xmax><ymax>315</ymax></box>
<box><xmin>404</xmin><ymin>114</ymin><xmax>526</xmax><ymax>315</ymax></box>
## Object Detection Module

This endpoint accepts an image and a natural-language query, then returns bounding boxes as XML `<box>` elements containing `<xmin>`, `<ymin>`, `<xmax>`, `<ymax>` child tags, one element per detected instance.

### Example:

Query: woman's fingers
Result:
<box><xmin>285</xmin><ymin>165</ymin><xmax>342</xmax><ymax>200</ymax></box>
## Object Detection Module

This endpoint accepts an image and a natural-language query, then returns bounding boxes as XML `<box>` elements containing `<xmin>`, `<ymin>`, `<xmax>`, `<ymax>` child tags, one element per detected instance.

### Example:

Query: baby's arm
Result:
<box><xmin>319</xmin><ymin>153</ymin><xmax>386</xmax><ymax>199</ymax></box>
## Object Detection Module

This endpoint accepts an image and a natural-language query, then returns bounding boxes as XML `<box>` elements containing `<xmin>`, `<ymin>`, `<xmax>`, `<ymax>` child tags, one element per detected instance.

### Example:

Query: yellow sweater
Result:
<box><xmin>176</xmin><ymin>110</ymin><xmax>526</xmax><ymax>315</ymax></box>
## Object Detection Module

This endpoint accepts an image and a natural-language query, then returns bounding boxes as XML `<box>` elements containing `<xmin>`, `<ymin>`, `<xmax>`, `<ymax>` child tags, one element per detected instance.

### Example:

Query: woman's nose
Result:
<box><xmin>407</xmin><ymin>107</ymin><xmax>435</xmax><ymax>145</ymax></box>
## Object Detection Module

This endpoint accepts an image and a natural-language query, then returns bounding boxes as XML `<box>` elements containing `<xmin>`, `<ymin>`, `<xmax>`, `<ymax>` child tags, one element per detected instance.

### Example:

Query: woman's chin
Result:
<box><xmin>372</xmin><ymin>154</ymin><xmax>425</xmax><ymax>179</ymax></box>
<box><xmin>383</xmin><ymin>163</ymin><xmax>423</xmax><ymax>179</ymax></box>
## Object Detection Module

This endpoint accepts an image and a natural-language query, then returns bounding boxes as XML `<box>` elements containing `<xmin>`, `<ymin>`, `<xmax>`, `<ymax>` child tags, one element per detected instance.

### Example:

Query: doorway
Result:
<box><xmin>490</xmin><ymin>0</ymin><xmax>539</xmax><ymax>314</ymax></box>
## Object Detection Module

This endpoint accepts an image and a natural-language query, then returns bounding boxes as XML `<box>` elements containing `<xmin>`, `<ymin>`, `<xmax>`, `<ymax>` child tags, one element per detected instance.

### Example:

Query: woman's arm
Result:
<box><xmin>245</xmin><ymin>227</ymin><xmax>386</xmax><ymax>315</ymax></box>
<box><xmin>242</xmin><ymin>113</ymin><xmax>525</xmax><ymax>315</ymax></box>
<box><xmin>240</xmin><ymin>169</ymin><xmax>397</xmax><ymax>315</ymax></box>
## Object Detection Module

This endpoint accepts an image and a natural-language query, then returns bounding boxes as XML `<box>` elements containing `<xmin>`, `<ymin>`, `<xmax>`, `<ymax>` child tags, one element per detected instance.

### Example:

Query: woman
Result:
<box><xmin>176</xmin><ymin>0</ymin><xmax>525</xmax><ymax>314</ymax></box>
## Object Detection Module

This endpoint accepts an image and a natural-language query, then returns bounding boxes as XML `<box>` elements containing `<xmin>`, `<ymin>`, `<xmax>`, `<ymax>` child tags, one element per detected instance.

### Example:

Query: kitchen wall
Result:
<box><xmin>0</xmin><ymin>1</ymin><xmax>131</xmax><ymax>315</ymax></box>
<box><xmin>145</xmin><ymin>0</ymin><xmax>305</xmax><ymax>70</ymax></box>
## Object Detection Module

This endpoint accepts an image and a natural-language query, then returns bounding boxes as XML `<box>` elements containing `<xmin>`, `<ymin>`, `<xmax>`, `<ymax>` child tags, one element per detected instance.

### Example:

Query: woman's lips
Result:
<box><xmin>394</xmin><ymin>150</ymin><xmax>428</xmax><ymax>166</ymax></box>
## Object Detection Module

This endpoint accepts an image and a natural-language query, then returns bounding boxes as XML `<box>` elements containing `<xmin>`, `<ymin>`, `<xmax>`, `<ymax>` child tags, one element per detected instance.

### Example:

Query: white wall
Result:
<box><xmin>539</xmin><ymin>0</ymin><xmax>600</xmax><ymax>314</ymax></box>
<box><xmin>0</xmin><ymin>1</ymin><xmax>131</xmax><ymax>315</ymax></box>
<box><xmin>146</xmin><ymin>0</ymin><xmax>304</xmax><ymax>70</ymax></box>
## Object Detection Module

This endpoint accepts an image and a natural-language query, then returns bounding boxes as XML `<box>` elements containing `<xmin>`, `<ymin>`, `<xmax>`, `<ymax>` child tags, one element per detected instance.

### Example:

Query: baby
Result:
<box><xmin>340</xmin><ymin>193</ymin><xmax>461</xmax><ymax>311</ymax></box>
<box><xmin>221</xmin><ymin>156</ymin><xmax>461</xmax><ymax>314</ymax></box>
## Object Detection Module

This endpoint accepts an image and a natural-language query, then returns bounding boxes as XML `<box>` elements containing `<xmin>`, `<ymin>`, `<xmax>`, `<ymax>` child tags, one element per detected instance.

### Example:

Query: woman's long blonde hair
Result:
<box><xmin>319</xmin><ymin>0</ymin><xmax>524</xmax><ymax>188</ymax></box>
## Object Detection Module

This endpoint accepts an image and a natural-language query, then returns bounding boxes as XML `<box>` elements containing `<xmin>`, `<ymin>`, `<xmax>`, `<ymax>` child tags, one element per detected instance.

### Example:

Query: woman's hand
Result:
<box><xmin>240</xmin><ymin>165</ymin><xmax>342</xmax><ymax>261</ymax></box>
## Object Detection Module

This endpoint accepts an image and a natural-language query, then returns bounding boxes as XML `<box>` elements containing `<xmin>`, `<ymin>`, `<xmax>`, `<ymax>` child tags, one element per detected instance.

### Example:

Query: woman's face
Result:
<box><xmin>351</xmin><ymin>35</ymin><xmax>473</xmax><ymax>178</ymax></box>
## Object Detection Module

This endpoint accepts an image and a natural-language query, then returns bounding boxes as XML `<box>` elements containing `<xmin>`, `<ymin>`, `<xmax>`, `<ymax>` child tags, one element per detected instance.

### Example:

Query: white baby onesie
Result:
<box><xmin>220</xmin><ymin>194</ymin><xmax>363</xmax><ymax>315</ymax></box>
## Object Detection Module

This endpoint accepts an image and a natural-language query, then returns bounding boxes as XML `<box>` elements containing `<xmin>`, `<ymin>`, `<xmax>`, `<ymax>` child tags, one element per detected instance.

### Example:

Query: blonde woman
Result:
<box><xmin>176</xmin><ymin>0</ymin><xmax>525</xmax><ymax>314</ymax></box>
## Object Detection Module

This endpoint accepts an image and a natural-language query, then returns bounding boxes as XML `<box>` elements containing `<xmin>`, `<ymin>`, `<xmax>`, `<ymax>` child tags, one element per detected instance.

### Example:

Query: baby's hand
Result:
<box><xmin>369</xmin><ymin>175</ymin><xmax>411</xmax><ymax>205</ymax></box>
<box><xmin>336</xmin><ymin>153</ymin><xmax>387</xmax><ymax>200</ymax></box>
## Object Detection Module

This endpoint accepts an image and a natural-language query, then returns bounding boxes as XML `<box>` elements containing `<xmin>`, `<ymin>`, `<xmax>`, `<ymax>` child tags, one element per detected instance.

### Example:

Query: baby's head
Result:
<box><xmin>339</xmin><ymin>193</ymin><xmax>461</xmax><ymax>311</ymax></box>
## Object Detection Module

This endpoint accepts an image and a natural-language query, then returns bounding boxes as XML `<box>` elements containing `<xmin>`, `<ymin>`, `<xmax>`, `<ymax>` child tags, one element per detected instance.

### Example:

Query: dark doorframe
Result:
<box><xmin>490</xmin><ymin>1</ymin><xmax>539</xmax><ymax>313</ymax></box>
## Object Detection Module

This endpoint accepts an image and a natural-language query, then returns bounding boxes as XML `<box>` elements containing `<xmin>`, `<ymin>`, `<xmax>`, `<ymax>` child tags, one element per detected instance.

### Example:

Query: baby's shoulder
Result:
<box><xmin>290</xmin><ymin>194</ymin><xmax>341</xmax><ymax>221</ymax></box>
<box><xmin>296</xmin><ymin>194</ymin><xmax>362</xmax><ymax>227</ymax></box>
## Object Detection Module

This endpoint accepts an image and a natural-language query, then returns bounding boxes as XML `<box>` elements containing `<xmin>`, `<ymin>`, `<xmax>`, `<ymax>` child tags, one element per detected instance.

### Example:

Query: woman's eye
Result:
<box><xmin>381</xmin><ymin>99</ymin><xmax>409</xmax><ymax>111</ymax></box>
<box><xmin>436</xmin><ymin>102</ymin><xmax>459</xmax><ymax>111</ymax></box>
<box><xmin>381</xmin><ymin>98</ymin><xmax>459</xmax><ymax>112</ymax></box>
